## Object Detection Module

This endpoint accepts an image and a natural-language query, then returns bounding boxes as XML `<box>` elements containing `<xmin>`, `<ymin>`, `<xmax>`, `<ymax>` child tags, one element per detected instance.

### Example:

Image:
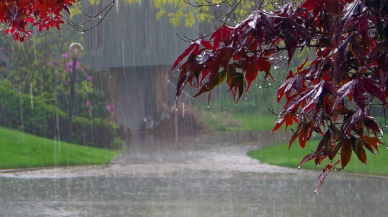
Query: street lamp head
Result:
<box><xmin>68</xmin><ymin>43</ymin><xmax>83</xmax><ymax>59</ymax></box>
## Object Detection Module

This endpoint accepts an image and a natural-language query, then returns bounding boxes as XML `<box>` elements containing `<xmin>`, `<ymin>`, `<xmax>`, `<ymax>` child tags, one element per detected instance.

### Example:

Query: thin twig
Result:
<box><xmin>67</xmin><ymin>0</ymin><xmax>115</xmax><ymax>32</ymax></box>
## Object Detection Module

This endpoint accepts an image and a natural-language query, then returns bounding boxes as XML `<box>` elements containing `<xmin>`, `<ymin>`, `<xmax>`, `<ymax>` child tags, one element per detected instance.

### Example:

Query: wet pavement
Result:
<box><xmin>0</xmin><ymin>131</ymin><xmax>387</xmax><ymax>216</ymax></box>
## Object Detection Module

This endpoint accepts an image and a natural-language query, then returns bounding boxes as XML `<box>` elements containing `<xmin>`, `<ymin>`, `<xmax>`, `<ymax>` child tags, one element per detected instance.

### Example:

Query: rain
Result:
<box><xmin>0</xmin><ymin>1</ymin><xmax>388</xmax><ymax>216</ymax></box>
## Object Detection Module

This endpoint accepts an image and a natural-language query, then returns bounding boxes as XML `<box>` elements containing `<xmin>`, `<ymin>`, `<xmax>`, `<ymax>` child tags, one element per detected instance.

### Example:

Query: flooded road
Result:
<box><xmin>1</xmin><ymin>132</ymin><xmax>387</xmax><ymax>216</ymax></box>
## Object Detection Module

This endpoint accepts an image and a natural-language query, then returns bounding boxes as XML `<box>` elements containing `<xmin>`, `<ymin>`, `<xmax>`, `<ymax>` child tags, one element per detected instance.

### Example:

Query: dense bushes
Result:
<box><xmin>0</xmin><ymin>81</ymin><xmax>124</xmax><ymax>149</ymax></box>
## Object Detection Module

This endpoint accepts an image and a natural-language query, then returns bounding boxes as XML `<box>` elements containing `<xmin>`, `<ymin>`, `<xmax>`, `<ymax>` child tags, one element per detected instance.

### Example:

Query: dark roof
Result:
<box><xmin>81</xmin><ymin>2</ymin><xmax>200</xmax><ymax>68</ymax></box>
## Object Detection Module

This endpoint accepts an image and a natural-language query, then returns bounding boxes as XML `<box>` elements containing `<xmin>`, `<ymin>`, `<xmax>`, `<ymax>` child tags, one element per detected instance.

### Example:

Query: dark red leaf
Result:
<box><xmin>333</xmin><ymin>79</ymin><xmax>356</xmax><ymax>112</ymax></box>
<box><xmin>324</xmin><ymin>0</ymin><xmax>344</xmax><ymax>15</ymax></box>
<box><xmin>282</xmin><ymin>20</ymin><xmax>298</xmax><ymax>64</ymax></box>
<box><xmin>314</xmin><ymin>164</ymin><xmax>332</xmax><ymax>194</ymax></box>
<box><xmin>277</xmin><ymin>72</ymin><xmax>305</xmax><ymax>102</ymax></box>
<box><xmin>351</xmin><ymin>136</ymin><xmax>367</xmax><ymax>164</ymax></box>
<box><xmin>301</xmin><ymin>0</ymin><xmax>322</xmax><ymax>11</ymax></box>
<box><xmin>227</xmin><ymin>72</ymin><xmax>245</xmax><ymax>102</ymax></box>
<box><xmin>347</xmin><ymin>34</ymin><xmax>364</xmax><ymax>64</ymax></box>
<box><xmin>358</xmin><ymin>77</ymin><xmax>387</xmax><ymax>107</ymax></box>
<box><xmin>201</xmin><ymin>40</ymin><xmax>213</xmax><ymax>50</ymax></box>
<box><xmin>342</xmin><ymin>108</ymin><xmax>363</xmax><ymax>136</ymax></box>
<box><xmin>193</xmin><ymin>71</ymin><xmax>226</xmax><ymax>99</ymax></box>
<box><xmin>172</xmin><ymin>42</ymin><xmax>199</xmax><ymax>70</ymax></box>
<box><xmin>329</xmin><ymin>141</ymin><xmax>342</xmax><ymax>160</ymax></box>
<box><xmin>315</xmin><ymin>130</ymin><xmax>331</xmax><ymax>161</ymax></box>
<box><xmin>272</xmin><ymin>114</ymin><xmax>298</xmax><ymax>133</ymax></box>
<box><xmin>364</xmin><ymin>116</ymin><xmax>383</xmax><ymax>136</ymax></box>
<box><xmin>246</xmin><ymin>56</ymin><xmax>271</xmax><ymax>91</ymax></box>
<box><xmin>298</xmin><ymin>122</ymin><xmax>314</xmax><ymax>148</ymax></box>
<box><xmin>210</xmin><ymin>25</ymin><xmax>232</xmax><ymax>50</ymax></box>
<box><xmin>289</xmin><ymin>123</ymin><xmax>303</xmax><ymax>149</ymax></box>
<box><xmin>284</xmin><ymin>81</ymin><xmax>324</xmax><ymax>113</ymax></box>
<box><xmin>361</xmin><ymin>136</ymin><xmax>382</xmax><ymax>154</ymax></box>
<box><xmin>298</xmin><ymin>152</ymin><xmax>316</xmax><ymax>168</ymax></box>
<box><xmin>340</xmin><ymin>138</ymin><xmax>352</xmax><ymax>169</ymax></box>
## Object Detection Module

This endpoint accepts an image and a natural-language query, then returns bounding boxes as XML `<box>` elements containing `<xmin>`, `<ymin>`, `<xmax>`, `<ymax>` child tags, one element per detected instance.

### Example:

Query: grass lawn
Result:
<box><xmin>199</xmin><ymin>108</ymin><xmax>388</xmax><ymax>176</ymax></box>
<box><xmin>247</xmin><ymin>139</ymin><xmax>388</xmax><ymax>176</ymax></box>
<box><xmin>198</xmin><ymin>111</ymin><xmax>281</xmax><ymax>131</ymax></box>
<box><xmin>0</xmin><ymin>127</ymin><xmax>119</xmax><ymax>169</ymax></box>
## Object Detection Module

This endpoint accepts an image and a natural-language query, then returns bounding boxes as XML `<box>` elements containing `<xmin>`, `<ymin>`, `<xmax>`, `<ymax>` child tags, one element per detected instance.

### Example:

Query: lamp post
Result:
<box><xmin>67</xmin><ymin>43</ymin><xmax>83</xmax><ymax>143</ymax></box>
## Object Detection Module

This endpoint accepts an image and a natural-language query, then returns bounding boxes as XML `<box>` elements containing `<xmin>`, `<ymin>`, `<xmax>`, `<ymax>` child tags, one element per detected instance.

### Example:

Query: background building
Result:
<box><xmin>81</xmin><ymin>1</ymin><xmax>200</xmax><ymax>131</ymax></box>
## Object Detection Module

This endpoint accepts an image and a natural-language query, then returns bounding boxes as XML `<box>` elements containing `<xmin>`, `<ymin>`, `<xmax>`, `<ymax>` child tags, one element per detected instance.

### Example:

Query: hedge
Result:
<box><xmin>0</xmin><ymin>82</ymin><xmax>124</xmax><ymax>149</ymax></box>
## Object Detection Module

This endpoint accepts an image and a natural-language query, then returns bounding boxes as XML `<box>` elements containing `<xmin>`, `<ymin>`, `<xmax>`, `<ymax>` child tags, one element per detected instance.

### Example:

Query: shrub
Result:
<box><xmin>0</xmin><ymin>81</ymin><xmax>124</xmax><ymax>149</ymax></box>
<box><xmin>110</xmin><ymin>138</ymin><xmax>125</xmax><ymax>150</ymax></box>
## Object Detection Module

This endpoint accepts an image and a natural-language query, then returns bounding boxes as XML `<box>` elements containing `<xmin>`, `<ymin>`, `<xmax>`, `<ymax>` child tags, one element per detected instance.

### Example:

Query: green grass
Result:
<box><xmin>201</xmin><ymin>107</ymin><xmax>388</xmax><ymax>176</ymax></box>
<box><xmin>0</xmin><ymin>127</ymin><xmax>119</xmax><ymax>169</ymax></box>
<box><xmin>198</xmin><ymin>111</ymin><xmax>281</xmax><ymax>131</ymax></box>
<box><xmin>247</xmin><ymin>139</ymin><xmax>388</xmax><ymax>176</ymax></box>
<box><xmin>228</xmin><ymin>113</ymin><xmax>280</xmax><ymax>131</ymax></box>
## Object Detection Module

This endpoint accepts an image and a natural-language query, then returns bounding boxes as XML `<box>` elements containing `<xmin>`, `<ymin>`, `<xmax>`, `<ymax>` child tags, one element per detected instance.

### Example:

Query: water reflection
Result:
<box><xmin>0</xmin><ymin>132</ymin><xmax>387</xmax><ymax>216</ymax></box>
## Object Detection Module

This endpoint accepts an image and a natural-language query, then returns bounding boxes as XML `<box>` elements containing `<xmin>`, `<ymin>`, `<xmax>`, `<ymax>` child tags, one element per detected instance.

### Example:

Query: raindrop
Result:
<box><xmin>385</xmin><ymin>124</ymin><xmax>388</xmax><ymax>128</ymax></box>
<box><xmin>207</xmin><ymin>105</ymin><xmax>210</xmax><ymax>108</ymax></box>
<box><xmin>245</xmin><ymin>97</ymin><xmax>248</xmax><ymax>100</ymax></box>
<box><xmin>216</xmin><ymin>4</ymin><xmax>220</xmax><ymax>7</ymax></box>
<box><xmin>314</xmin><ymin>189</ymin><xmax>319</xmax><ymax>194</ymax></box>
<box><xmin>99</xmin><ymin>14</ymin><xmax>103</xmax><ymax>19</ymax></box>
<box><xmin>80</xmin><ymin>31</ymin><xmax>85</xmax><ymax>35</ymax></box>
<box><xmin>298</xmin><ymin>166</ymin><xmax>301</xmax><ymax>169</ymax></box>
<box><xmin>269</xmin><ymin>83</ymin><xmax>272</xmax><ymax>86</ymax></box>
<box><xmin>175</xmin><ymin>108</ymin><xmax>178</xmax><ymax>111</ymax></box>
<box><xmin>259</xmin><ymin>86</ymin><xmax>262</xmax><ymax>88</ymax></box>
<box><xmin>235</xmin><ymin>103</ymin><xmax>238</xmax><ymax>106</ymax></box>
<box><xmin>167</xmin><ymin>79</ymin><xmax>170</xmax><ymax>82</ymax></box>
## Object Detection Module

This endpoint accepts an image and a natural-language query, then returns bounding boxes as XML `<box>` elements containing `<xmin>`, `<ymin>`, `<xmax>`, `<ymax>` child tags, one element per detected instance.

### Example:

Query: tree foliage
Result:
<box><xmin>0</xmin><ymin>0</ymin><xmax>76</xmax><ymax>41</ymax></box>
<box><xmin>0</xmin><ymin>0</ymin><xmax>261</xmax><ymax>41</ymax></box>
<box><xmin>173</xmin><ymin>0</ymin><xmax>388</xmax><ymax>193</ymax></box>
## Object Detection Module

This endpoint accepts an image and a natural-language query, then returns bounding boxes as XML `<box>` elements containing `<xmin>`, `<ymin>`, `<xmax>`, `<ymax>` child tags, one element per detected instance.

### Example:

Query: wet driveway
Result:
<box><xmin>0</xmin><ymin>132</ymin><xmax>387</xmax><ymax>216</ymax></box>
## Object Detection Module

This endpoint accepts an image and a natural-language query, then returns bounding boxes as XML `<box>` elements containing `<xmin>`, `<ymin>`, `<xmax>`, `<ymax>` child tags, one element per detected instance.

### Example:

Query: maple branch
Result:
<box><xmin>176</xmin><ymin>32</ymin><xmax>214</xmax><ymax>43</ymax></box>
<box><xmin>67</xmin><ymin>0</ymin><xmax>115</xmax><ymax>33</ymax></box>
<box><xmin>259</xmin><ymin>44</ymin><xmax>321</xmax><ymax>54</ymax></box>
<box><xmin>183</xmin><ymin>0</ymin><xmax>232</xmax><ymax>7</ymax></box>
<box><xmin>268</xmin><ymin>108</ymin><xmax>280</xmax><ymax>116</ymax></box>
<box><xmin>218</xmin><ymin>0</ymin><xmax>242</xmax><ymax>25</ymax></box>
